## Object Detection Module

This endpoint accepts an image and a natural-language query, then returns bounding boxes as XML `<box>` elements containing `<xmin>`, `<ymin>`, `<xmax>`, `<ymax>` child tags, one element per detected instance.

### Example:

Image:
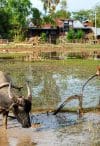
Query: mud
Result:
<box><xmin>0</xmin><ymin>60</ymin><xmax>100</xmax><ymax>145</ymax></box>
<box><xmin>0</xmin><ymin>111</ymin><xmax>100</xmax><ymax>146</ymax></box>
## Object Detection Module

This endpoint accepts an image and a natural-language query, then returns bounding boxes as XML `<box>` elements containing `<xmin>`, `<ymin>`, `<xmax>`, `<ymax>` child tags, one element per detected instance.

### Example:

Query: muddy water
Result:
<box><xmin>0</xmin><ymin>60</ymin><xmax>100</xmax><ymax>146</ymax></box>
<box><xmin>0</xmin><ymin>112</ymin><xmax>100</xmax><ymax>146</ymax></box>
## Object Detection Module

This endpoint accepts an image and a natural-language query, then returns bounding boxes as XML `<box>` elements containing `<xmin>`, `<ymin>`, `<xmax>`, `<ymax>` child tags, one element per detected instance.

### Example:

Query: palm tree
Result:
<box><xmin>41</xmin><ymin>0</ymin><xmax>60</xmax><ymax>15</ymax></box>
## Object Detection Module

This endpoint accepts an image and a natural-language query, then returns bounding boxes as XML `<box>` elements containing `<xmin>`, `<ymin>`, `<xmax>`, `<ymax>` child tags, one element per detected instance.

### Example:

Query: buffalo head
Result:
<box><xmin>8</xmin><ymin>81</ymin><xmax>32</xmax><ymax>128</ymax></box>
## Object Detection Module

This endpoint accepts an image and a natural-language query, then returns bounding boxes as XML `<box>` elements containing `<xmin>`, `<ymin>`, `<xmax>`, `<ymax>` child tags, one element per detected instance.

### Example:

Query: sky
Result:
<box><xmin>31</xmin><ymin>0</ymin><xmax>100</xmax><ymax>12</ymax></box>
<box><xmin>67</xmin><ymin>0</ymin><xmax>100</xmax><ymax>11</ymax></box>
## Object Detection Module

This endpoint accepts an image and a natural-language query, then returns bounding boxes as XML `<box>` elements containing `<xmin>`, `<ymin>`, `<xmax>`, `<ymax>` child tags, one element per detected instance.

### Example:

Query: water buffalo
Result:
<box><xmin>0</xmin><ymin>71</ymin><xmax>32</xmax><ymax>129</ymax></box>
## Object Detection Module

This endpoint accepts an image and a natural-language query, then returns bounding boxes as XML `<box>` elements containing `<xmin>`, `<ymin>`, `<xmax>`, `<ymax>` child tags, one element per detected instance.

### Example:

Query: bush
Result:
<box><xmin>75</xmin><ymin>30</ymin><xmax>84</xmax><ymax>40</ymax></box>
<box><xmin>40</xmin><ymin>32</ymin><xmax>46</xmax><ymax>42</ymax></box>
<box><xmin>66</xmin><ymin>29</ymin><xmax>84</xmax><ymax>43</ymax></box>
<box><xmin>67</xmin><ymin>29</ymin><xmax>75</xmax><ymax>41</ymax></box>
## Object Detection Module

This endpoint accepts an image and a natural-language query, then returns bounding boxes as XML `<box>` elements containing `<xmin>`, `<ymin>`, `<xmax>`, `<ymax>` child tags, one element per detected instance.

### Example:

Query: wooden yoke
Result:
<box><xmin>53</xmin><ymin>94</ymin><xmax>83</xmax><ymax>117</ymax></box>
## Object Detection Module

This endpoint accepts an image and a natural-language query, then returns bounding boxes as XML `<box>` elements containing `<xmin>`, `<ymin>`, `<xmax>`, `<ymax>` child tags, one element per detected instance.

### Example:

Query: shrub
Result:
<box><xmin>67</xmin><ymin>29</ymin><xmax>75</xmax><ymax>42</ymax></box>
<box><xmin>75</xmin><ymin>30</ymin><xmax>84</xmax><ymax>40</ymax></box>
<box><xmin>40</xmin><ymin>32</ymin><xmax>46</xmax><ymax>42</ymax></box>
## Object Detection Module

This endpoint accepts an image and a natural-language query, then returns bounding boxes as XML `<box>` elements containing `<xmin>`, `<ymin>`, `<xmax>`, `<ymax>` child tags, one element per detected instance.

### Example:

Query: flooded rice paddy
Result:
<box><xmin>0</xmin><ymin>59</ymin><xmax>100</xmax><ymax>146</ymax></box>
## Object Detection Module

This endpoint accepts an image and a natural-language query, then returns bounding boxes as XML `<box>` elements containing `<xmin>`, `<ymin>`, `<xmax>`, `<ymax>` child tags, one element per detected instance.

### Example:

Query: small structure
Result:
<box><xmin>27</xmin><ymin>27</ymin><xmax>59</xmax><ymax>44</ymax></box>
<box><xmin>73</xmin><ymin>20</ymin><xmax>100</xmax><ymax>42</ymax></box>
<box><xmin>27</xmin><ymin>19</ymin><xmax>100</xmax><ymax>44</ymax></box>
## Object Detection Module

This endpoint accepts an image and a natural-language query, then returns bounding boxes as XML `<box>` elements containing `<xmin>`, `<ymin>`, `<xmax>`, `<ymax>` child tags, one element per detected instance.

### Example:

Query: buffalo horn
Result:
<box><xmin>8</xmin><ymin>81</ymin><xmax>13</xmax><ymax>99</ymax></box>
<box><xmin>26</xmin><ymin>81</ymin><xmax>32</xmax><ymax>102</ymax></box>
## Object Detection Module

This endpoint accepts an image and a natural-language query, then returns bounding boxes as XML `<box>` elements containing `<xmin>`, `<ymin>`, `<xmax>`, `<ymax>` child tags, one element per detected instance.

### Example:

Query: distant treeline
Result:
<box><xmin>0</xmin><ymin>0</ymin><xmax>100</xmax><ymax>42</ymax></box>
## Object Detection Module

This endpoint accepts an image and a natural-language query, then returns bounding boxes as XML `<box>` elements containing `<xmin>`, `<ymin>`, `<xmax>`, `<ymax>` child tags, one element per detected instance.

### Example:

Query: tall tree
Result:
<box><xmin>31</xmin><ymin>8</ymin><xmax>42</xmax><ymax>27</ymax></box>
<box><xmin>0</xmin><ymin>0</ymin><xmax>7</xmax><ymax>7</ymax></box>
<box><xmin>41</xmin><ymin>0</ymin><xmax>60</xmax><ymax>15</ymax></box>
<box><xmin>0</xmin><ymin>8</ymin><xmax>11</xmax><ymax>39</ymax></box>
<box><xmin>7</xmin><ymin>0</ymin><xmax>31</xmax><ymax>27</ymax></box>
<box><xmin>72</xmin><ymin>3</ymin><xmax>100</xmax><ymax>27</ymax></box>
<box><xmin>7</xmin><ymin>0</ymin><xmax>32</xmax><ymax>41</ymax></box>
<box><xmin>54</xmin><ymin>10</ymin><xmax>70</xmax><ymax>19</ymax></box>
<box><xmin>53</xmin><ymin>0</ymin><xmax>70</xmax><ymax>19</ymax></box>
<box><xmin>72</xmin><ymin>10</ymin><xmax>93</xmax><ymax>22</ymax></box>
<box><xmin>0</xmin><ymin>0</ymin><xmax>11</xmax><ymax>39</ymax></box>
<box><xmin>60</xmin><ymin>0</ymin><xmax>67</xmax><ymax>11</ymax></box>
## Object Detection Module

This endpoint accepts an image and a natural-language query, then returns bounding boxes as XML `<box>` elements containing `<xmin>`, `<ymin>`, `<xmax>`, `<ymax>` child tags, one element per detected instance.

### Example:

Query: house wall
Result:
<box><xmin>27</xmin><ymin>28</ymin><xmax>60</xmax><ymax>44</ymax></box>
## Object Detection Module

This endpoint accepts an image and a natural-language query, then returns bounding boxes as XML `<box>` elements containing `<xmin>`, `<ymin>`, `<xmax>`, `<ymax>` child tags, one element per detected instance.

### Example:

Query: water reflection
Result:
<box><xmin>55</xmin><ymin>115</ymin><xmax>100</xmax><ymax>146</ymax></box>
<box><xmin>0</xmin><ymin>61</ymin><xmax>99</xmax><ymax>146</ymax></box>
<box><xmin>0</xmin><ymin>61</ymin><xmax>99</xmax><ymax>109</ymax></box>
<box><xmin>31</xmin><ymin>112</ymin><xmax>80</xmax><ymax>130</ymax></box>
<box><xmin>31</xmin><ymin>72</ymin><xmax>99</xmax><ymax>109</ymax></box>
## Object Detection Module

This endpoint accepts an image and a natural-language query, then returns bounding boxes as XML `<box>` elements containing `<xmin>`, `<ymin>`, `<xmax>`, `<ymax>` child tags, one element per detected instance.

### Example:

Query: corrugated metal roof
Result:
<box><xmin>73</xmin><ymin>20</ymin><xmax>84</xmax><ymax>28</ymax></box>
<box><xmin>73</xmin><ymin>21</ymin><xmax>100</xmax><ymax>36</ymax></box>
<box><xmin>91</xmin><ymin>27</ymin><xmax>100</xmax><ymax>36</ymax></box>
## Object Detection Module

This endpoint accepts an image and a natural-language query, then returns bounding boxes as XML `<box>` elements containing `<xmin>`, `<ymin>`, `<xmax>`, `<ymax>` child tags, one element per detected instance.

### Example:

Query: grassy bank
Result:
<box><xmin>0</xmin><ymin>52</ymin><xmax>26</xmax><ymax>60</ymax></box>
<box><xmin>0</xmin><ymin>42</ymin><xmax>100</xmax><ymax>52</ymax></box>
<box><xmin>0</xmin><ymin>43</ymin><xmax>100</xmax><ymax>60</ymax></box>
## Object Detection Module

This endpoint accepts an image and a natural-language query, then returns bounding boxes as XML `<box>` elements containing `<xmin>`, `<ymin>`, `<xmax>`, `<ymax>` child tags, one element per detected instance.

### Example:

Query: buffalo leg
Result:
<box><xmin>2</xmin><ymin>112</ymin><xmax>8</xmax><ymax>129</ymax></box>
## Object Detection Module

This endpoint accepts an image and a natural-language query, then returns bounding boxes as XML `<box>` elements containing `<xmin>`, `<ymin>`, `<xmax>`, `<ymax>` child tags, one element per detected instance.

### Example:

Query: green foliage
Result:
<box><xmin>72</xmin><ymin>3</ymin><xmax>100</xmax><ymax>27</ymax></box>
<box><xmin>67</xmin><ymin>29</ymin><xmax>84</xmax><ymax>42</ymax></box>
<box><xmin>60</xmin><ymin>0</ymin><xmax>67</xmax><ymax>11</ymax></box>
<box><xmin>0</xmin><ymin>0</ymin><xmax>32</xmax><ymax>41</ymax></box>
<box><xmin>95</xmin><ymin>4</ymin><xmax>100</xmax><ymax>27</ymax></box>
<box><xmin>40</xmin><ymin>32</ymin><xmax>47</xmax><ymax>42</ymax></box>
<box><xmin>0</xmin><ymin>0</ymin><xmax>7</xmax><ymax>7</ymax></box>
<box><xmin>31</xmin><ymin>7</ymin><xmax>42</xmax><ymax>27</ymax></box>
<box><xmin>75</xmin><ymin>30</ymin><xmax>84</xmax><ymax>39</ymax></box>
<box><xmin>0</xmin><ymin>8</ymin><xmax>11</xmax><ymax>39</ymax></box>
<box><xmin>42</xmin><ymin>15</ymin><xmax>55</xmax><ymax>26</ymax></box>
<box><xmin>72</xmin><ymin>10</ymin><xmax>93</xmax><ymax>22</ymax></box>
<box><xmin>7</xmin><ymin>0</ymin><xmax>31</xmax><ymax>26</ymax></box>
<box><xmin>41</xmin><ymin>0</ymin><xmax>60</xmax><ymax>14</ymax></box>
<box><xmin>0</xmin><ymin>0</ymin><xmax>100</xmax><ymax>42</ymax></box>
<box><xmin>67</xmin><ymin>29</ymin><xmax>75</xmax><ymax>41</ymax></box>
<box><xmin>54</xmin><ymin>10</ymin><xmax>71</xmax><ymax>19</ymax></box>
<box><xmin>0</xmin><ymin>53</ymin><xmax>25</xmax><ymax>59</ymax></box>
<box><xmin>13</xmin><ymin>31</ymin><xmax>25</xmax><ymax>42</ymax></box>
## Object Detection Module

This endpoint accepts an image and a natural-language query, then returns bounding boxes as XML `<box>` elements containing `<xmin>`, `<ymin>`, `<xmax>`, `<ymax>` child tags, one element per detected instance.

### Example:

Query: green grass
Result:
<box><xmin>0</xmin><ymin>52</ymin><xmax>26</xmax><ymax>59</ymax></box>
